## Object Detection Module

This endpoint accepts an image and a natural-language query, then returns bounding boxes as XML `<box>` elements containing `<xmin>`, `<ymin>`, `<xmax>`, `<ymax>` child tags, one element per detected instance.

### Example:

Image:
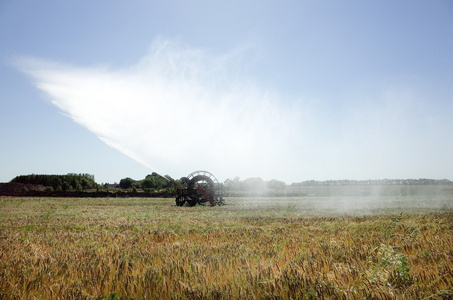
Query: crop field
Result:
<box><xmin>0</xmin><ymin>193</ymin><xmax>452</xmax><ymax>299</ymax></box>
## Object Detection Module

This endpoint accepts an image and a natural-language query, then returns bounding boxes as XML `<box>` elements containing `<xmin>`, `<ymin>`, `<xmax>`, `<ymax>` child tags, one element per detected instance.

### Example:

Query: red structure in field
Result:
<box><xmin>174</xmin><ymin>170</ymin><xmax>225</xmax><ymax>207</ymax></box>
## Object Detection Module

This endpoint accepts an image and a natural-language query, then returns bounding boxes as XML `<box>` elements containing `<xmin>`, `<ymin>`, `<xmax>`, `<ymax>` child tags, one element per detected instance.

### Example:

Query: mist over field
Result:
<box><xmin>237</xmin><ymin>196</ymin><xmax>452</xmax><ymax>215</ymax></box>
<box><xmin>232</xmin><ymin>183</ymin><xmax>453</xmax><ymax>215</ymax></box>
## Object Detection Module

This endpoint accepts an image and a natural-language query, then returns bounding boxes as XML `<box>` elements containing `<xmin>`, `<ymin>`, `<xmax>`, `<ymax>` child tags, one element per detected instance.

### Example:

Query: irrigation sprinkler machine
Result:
<box><xmin>172</xmin><ymin>170</ymin><xmax>225</xmax><ymax>207</ymax></box>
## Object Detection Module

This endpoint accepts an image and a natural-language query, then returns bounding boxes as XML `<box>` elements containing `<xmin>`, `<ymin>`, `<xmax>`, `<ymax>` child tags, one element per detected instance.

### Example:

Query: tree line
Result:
<box><xmin>10</xmin><ymin>173</ymin><xmax>452</xmax><ymax>194</ymax></box>
<box><xmin>118</xmin><ymin>172</ymin><xmax>173</xmax><ymax>191</ymax></box>
<box><xmin>223</xmin><ymin>177</ymin><xmax>286</xmax><ymax>191</ymax></box>
<box><xmin>11</xmin><ymin>173</ymin><xmax>99</xmax><ymax>191</ymax></box>
<box><xmin>291</xmin><ymin>178</ymin><xmax>453</xmax><ymax>186</ymax></box>
<box><xmin>117</xmin><ymin>175</ymin><xmax>287</xmax><ymax>192</ymax></box>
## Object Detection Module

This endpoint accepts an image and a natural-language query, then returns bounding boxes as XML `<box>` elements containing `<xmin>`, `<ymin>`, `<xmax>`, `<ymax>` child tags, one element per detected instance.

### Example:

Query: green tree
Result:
<box><xmin>61</xmin><ymin>182</ymin><xmax>70</xmax><ymax>191</ymax></box>
<box><xmin>224</xmin><ymin>177</ymin><xmax>242</xmax><ymax>190</ymax></box>
<box><xmin>243</xmin><ymin>177</ymin><xmax>265</xmax><ymax>190</ymax></box>
<box><xmin>119</xmin><ymin>177</ymin><xmax>135</xmax><ymax>189</ymax></box>
<box><xmin>266</xmin><ymin>179</ymin><xmax>286</xmax><ymax>190</ymax></box>
<box><xmin>140</xmin><ymin>173</ymin><xmax>171</xmax><ymax>190</ymax></box>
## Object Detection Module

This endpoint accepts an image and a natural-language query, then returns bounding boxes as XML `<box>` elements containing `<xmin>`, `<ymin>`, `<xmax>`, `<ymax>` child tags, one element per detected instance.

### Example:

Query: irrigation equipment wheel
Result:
<box><xmin>174</xmin><ymin>171</ymin><xmax>225</xmax><ymax>206</ymax></box>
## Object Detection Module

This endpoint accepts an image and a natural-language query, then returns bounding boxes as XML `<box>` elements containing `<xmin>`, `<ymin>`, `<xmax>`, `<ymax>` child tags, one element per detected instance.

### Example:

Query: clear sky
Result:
<box><xmin>1</xmin><ymin>1</ymin><xmax>452</xmax><ymax>184</ymax></box>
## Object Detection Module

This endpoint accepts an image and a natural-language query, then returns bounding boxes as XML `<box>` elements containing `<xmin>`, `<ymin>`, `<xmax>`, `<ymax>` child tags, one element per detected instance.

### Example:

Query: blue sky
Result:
<box><xmin>1</xmin><ymin>1</ymin><xmax>452</xmax><ymax>184</ymax></box>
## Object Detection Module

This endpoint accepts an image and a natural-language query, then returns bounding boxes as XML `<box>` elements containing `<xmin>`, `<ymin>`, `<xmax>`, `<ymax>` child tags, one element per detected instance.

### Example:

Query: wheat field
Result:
<box><xmin>0</xmin><ymin>196</ymin><xmax>452</xmax><ymax>299</ymax></box>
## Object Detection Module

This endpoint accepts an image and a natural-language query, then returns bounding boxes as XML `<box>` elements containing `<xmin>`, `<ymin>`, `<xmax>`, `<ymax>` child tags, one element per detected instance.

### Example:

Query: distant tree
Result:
<box><xmin>61</xmin><ymin>182</ymin><xmax>70</xmax><ymax>191</ymax></box>
<box><xmin>139</xmin><ymin>173</ymin><xmax>171</xmax><ymax>190</ymax></box>
<box><xmin>75</xmin><ymin>183</ymin><xmax>83</xmax><ymax>192</ymax></box>
<box><xmin>119</xmin><ymin>177</ymin><xmax>135</xmax><ymax>189</ymax></box>
<box><xmin>80</xmin><ymin>178</ymin><xmax>89</xmax><ymax>189</ymax></box>
<box><xmin>141</xmin><ymin>179</ymin><xmax>154</xmax><ymax>189</ymax></box>
<box><xmin>224</xmin><ymin>177</ymin><xmax>242</xmax><ymax>190</ymax></box>
<box><xmin>243</xmin><ymin>177</ymin><xmax>265</xmax><ymax>190</ymax></box>
<box><xmin>266</xmin><ymin>179</ymin><xmax>286</xmax><ymax>190</ymax></box>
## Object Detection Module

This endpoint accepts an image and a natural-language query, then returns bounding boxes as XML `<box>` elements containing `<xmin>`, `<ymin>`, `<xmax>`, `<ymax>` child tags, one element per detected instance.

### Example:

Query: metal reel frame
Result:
<box><xmin>175</xmin><ymin>171</ymin><xmax>225</xmax><ymax>207</ymax></box>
